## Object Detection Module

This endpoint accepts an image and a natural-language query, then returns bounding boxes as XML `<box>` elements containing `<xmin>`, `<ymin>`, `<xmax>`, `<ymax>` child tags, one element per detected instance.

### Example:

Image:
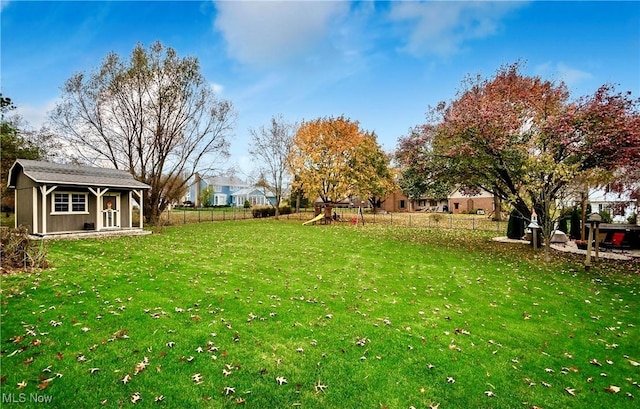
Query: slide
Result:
<box><xmin>302</xmin><ymin>213</ymin><xmax>325</xmax><ymax>225</ymax></box>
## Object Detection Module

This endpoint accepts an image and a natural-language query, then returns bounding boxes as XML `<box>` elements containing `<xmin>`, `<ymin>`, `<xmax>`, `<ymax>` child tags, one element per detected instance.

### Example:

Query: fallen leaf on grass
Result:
<box><xmin>131</xmin><ymin>392</ymin><xmax>141</xmax><ymax>404</ymax></box>
<box><xmin>17</xmin><ymin>380</ymin><xmax>27</xmax><ymax>390</ymax></box>
<box><xmin>605</xmin><ymin>385</ymin><xmax>621</xmax><ymax>393</ymax></box>
<box><xmin>276</xmin><ymin>376</ymin><xmax>287</xmax><ymax>385</ymax></box>
<box><xmin>314</xmin><ymin>380</ymin><xmax>328</xmax><ymax>393</ymax></box>
<box><xmin>122</xmin><ymin>374</ymin><xmax>132</xmax><ymax>384</ymax></box>
<box><xmin>224</xmin><ymin>386</ymin><xmax>235</xmax><ymax>395</ymax></box>
<box><xmin>630</xmin><ymin>359</ymin><xmax>640</xmax><ymax>367</ymax></box>
<box><xmin>564</xmin><ymin>387</ymin><xmax>576</xmax><ymax>396</ymax></box>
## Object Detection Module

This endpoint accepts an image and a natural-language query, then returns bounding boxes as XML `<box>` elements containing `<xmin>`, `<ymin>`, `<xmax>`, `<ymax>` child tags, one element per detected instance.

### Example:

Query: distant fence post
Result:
<box><xmin>183</xmin><ymin>210</ymin><xmax>186</xmax><ymax>224</ymax></box>
<box><xmin>450</xmin><ymin>215</ymin><xmax>453</xmax><ymax>229</ymax></box>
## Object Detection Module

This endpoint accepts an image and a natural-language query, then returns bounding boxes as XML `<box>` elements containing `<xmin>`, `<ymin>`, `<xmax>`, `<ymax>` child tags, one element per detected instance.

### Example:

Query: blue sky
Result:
<box><xmin>1</xmin><ymin>1</ymin><xmax>639</xmax><ymax>175</ymax></box>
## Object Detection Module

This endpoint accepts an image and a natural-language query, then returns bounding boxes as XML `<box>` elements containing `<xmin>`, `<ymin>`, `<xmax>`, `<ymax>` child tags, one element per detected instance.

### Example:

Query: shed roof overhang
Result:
<box><xmin>8</xmin><ymin>159</ymin><xmax>150</xmax><ymax>190</ymax></box>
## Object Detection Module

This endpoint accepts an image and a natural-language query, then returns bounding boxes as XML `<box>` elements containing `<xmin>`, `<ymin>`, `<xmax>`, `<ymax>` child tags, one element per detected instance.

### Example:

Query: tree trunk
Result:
<box><xmin>493</xmin><ymin>195</ymin><xmax>502</xmax><ymax>221</ymax></box>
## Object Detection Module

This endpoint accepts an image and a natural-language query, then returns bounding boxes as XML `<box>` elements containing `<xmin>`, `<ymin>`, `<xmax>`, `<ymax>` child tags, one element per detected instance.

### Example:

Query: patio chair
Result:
<box><xmin>600</xmin><ymin>232</ymin><xmax>630</xmax><ymax>253</ymax></box>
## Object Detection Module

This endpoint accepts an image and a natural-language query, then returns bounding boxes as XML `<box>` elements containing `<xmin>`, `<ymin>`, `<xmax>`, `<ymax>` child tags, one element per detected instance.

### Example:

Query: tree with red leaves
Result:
<box><xmin>404</xmin><ymin>62</ymin><xmax>640</xmax><ymax>261</ymax></box>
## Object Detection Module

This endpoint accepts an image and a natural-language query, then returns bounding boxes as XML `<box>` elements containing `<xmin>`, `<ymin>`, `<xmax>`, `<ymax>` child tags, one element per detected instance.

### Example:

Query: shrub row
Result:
<box><xmin>252</xmin><ymin>206</ymin><xmax>292</xmax><ymax>218</ymax></box>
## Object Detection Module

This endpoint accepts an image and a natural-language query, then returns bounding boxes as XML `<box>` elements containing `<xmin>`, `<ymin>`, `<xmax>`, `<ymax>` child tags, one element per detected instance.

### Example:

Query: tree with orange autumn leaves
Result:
<box><xmin>399</xmin><ymin>63</ymin><xmax>639</xmax><ymax>261</ymax></box>
<box><xmin>288</xmin><ymin>116</ymin><xmax>395</xmax><ymax>208</ymax></box>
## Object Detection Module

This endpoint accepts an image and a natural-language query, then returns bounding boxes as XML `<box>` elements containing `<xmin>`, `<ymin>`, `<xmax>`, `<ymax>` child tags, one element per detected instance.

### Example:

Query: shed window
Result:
<box><xmin>52</xmin><ymin>193</ymin><xmax>88</xmax><ymax>214</ymax></box>
<box><xmin>54</xmin><ymin>193</ymin><xmax>69</xmax><ymax>212</ymax></box>
<box><xmin>72</xmin><ymin>194</ymin><xmax>87</xmax><ymax>212</ymax></box>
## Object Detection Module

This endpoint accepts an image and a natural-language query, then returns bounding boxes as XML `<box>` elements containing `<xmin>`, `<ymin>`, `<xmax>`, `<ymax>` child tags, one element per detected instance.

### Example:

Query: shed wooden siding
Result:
<box><xmin>13</xmin><ymin>173</ymin><xmax>36</xmax><ymax>231</ymax></box>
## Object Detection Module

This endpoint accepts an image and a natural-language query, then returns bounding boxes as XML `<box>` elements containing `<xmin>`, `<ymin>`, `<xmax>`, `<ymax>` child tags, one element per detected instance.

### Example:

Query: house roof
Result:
<box><xmin>231</xmin><ymin>187</ymin><xmax>275</xmax><ymax>197</ymax></box>
<box><xmin>8</xmin><ymin>159</ymin><xmax>150</xmax><ymax>190</ymax></box>
<box><xmin>204</xmin><ymin>175</ymin><xmax>247</xmax><ymax>187</ymax></box>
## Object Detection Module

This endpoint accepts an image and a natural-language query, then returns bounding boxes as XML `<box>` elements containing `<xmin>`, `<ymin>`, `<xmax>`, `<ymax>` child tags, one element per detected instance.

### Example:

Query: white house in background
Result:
<box><xmin>586</xmin><ymin>186</ymin><xmax>638</xmax><ymax>223</ymax></box>
<box><xmin>187</xmin><ymin>174</ymin><xmax>275</xmax><ymax>207</ymax></box>
<box><xmin>231</xmin><ymin>187</ymin><xmax>276</xmax><ymax>207</ymax></box>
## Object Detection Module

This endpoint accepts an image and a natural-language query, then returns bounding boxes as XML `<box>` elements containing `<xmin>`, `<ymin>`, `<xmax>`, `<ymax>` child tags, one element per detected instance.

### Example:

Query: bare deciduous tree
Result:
<box><xmin>248</xmin><ymin>115</ymin><xmax>298</xmax><ymax>218</ymax></box>
<box><xmin>50</xmin><ymin>41</ymin><xmax>236</xmax><ymax>223</ymax></box>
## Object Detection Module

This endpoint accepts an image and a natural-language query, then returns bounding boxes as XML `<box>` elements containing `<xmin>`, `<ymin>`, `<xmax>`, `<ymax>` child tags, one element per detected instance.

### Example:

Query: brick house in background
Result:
<box><xmin>448</xmin><ymin>188</ymin><xmax>495</xmax><ymax>214</ymax></box>
<box><xmin>380</xmin><ymin>191</ymin><xmax>448</xmax><ymax>213</ymax></box>
<box><xmin>381</xmin><ymin>187</ymin><xmax>496</xmax><ymax>214</ymax></box>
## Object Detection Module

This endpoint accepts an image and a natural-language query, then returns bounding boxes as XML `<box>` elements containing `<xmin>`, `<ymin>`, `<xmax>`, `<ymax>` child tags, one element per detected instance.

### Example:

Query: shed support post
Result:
<box><xmin>39</xmin><ymin>185</ymin><xmax>57</xmax><ymax>236</ymax></box>
<box><xmin>89</xmin><ymin>187</ymin><xmax>109</xmax><ymax>231</ymax></box>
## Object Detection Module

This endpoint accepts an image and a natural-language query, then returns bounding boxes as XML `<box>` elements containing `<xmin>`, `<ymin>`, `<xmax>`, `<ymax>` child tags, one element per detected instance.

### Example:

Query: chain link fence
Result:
<box><xmin>157</xmin><ymin>207</ymin><xmax>507</xmax><ymax>234</ymax></box>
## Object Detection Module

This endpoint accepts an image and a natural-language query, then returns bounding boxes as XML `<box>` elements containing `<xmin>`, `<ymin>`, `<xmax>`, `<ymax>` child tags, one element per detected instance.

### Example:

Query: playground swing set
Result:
<box><xmin>302</xmin><ymin>202</ymin><xmax>366</xmax><ymax>226</ymax></box>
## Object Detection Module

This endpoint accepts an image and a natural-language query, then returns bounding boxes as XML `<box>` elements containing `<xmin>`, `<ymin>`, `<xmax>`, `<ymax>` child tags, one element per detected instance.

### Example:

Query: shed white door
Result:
<box><xmin>103</xmin><ymin>195</ymin><xmax>120</xmax><ymax>228</ymax></box>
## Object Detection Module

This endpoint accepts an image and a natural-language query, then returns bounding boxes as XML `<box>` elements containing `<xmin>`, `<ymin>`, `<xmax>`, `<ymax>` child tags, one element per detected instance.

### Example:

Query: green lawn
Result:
<box><xmin>1</xmin><ymin>221</ymin><xmax>639</xmax><ymax>408</ymax></box>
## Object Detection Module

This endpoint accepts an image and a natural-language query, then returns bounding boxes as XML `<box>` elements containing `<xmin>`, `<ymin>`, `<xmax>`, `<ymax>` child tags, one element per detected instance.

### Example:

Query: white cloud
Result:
<box><xmin>210</xmin><ymin>82</ymin><xmax>224</xmax><ymax>95</ymax></box>
<box><xmin>535</xmin><ymin>61</ymin><xmax>593</xmax><ymax>87</ymax></box>
<box><xmin>555</xmin><ymin>62</ymin><xmax>594</xmax><ymax>86</ymax></box>
<box><xmin>212</xmin><ymin>0</ymin><xmax>349</xmax><ymax>66</ymax></box>
<box><xmin>15</xmin><ymin>98</ymin><xmax>58</xmax><ymax>130</ymax></box>
<box><xmin>389</xmin><ymin>1</ymin><xmax>525</xmax><ymax>57</ymax></box>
